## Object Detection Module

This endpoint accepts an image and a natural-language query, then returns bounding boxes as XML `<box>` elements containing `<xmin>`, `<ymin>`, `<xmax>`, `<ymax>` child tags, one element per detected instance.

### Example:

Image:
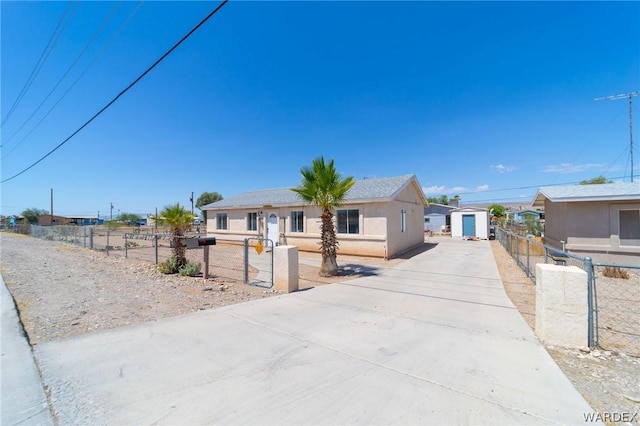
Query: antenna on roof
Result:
<box><xmin>595</xmin><ymin>91</ymin><xmax>639</xmax><ymax>182</ymax></box>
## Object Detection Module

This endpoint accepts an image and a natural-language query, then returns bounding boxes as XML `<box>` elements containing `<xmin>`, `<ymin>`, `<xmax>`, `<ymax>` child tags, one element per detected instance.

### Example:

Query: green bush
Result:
<box><xmin>158</xmin><ymin>256</ymin><xmax>180</xmax><ymax>274</ymax></box>
<box><xmin>178</xmin><ymin>261</ymin><xmax>201</xmax><ymax>277</ymax></box>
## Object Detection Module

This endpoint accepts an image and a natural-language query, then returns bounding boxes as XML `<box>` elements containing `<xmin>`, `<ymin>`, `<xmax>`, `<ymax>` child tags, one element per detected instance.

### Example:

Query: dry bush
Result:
<box><xmin>602</xmin><ymin>266</ymin><xmax>629</xmax><ymax>279</ymax></box>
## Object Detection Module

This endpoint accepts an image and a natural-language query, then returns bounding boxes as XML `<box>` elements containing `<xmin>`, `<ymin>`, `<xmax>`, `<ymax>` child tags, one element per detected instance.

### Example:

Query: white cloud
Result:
<box><xmin>490</xmin><ymin>164</ymin><xmax>516</xmax><ymax>173</ymax></box>
<box><xmin>476</xmin><ymin>184</ymin><xmax>490</xmax><ymax>192</ymax></box>
<box><xmin>541</xmin><ymin>163</ymin><xmax>604</xmax><ymax>174</ymax></box>
<box><xmin>422</xmin><ymin>185</ymin><xmax>466</xmax><ymax>195</ymax></box>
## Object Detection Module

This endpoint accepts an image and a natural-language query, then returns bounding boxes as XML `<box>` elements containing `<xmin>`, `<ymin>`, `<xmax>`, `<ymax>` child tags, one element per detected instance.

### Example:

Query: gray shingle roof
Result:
<box><xmin>203</xmin><ymin>174</ymin><xmax>424</xmax><ymax>210</ymax></box>
<box><xmin>532</xmin><ymin>182</ymin><xmax>640</xmax><ymax>206</ymax></box>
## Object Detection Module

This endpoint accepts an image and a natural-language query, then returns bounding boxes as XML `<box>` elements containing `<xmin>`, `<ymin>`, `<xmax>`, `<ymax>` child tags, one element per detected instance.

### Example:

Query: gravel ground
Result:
<box><xmin>491</xmin><ymin>240</ymin><xmax>640</xmax><ymax>423</ymax></box>
<box><xmin>1</xmin><ymin>232</ymin><xmax>638</xmax><ymax>423</ymax></box>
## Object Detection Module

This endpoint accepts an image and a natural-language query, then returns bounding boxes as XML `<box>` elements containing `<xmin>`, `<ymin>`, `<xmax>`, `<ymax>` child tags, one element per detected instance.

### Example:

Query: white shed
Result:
<box><xmin>451</xmin><ymin>207</ymin><xmax>490</xmax><ymax>239</ymax></box>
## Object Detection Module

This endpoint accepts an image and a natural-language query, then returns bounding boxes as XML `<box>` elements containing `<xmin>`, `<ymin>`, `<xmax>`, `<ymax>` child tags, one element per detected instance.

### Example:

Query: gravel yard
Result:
<box><xmin>1</xmin><ymin>232</ymin><xmax>638</xmax><ymax>422</ymax></box>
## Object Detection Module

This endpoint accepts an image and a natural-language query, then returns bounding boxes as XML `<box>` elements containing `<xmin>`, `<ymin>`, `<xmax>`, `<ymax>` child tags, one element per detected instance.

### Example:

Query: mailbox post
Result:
<box><xmin>184</xmin><ymin>237</ymin><xmax>216</xmax><ymax>279</ymax></box>
<box><xmin>198</xmin><ymin>237</ymin><xmax>216</xmax><ymax>279</ymax></box>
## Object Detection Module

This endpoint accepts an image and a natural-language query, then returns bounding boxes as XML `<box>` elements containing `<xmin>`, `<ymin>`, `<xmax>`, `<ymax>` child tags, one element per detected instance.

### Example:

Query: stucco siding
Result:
<box><xmin>544</xmin><ymin>200</ymin><xmax>640</xmax><ymax>258</ymax></box>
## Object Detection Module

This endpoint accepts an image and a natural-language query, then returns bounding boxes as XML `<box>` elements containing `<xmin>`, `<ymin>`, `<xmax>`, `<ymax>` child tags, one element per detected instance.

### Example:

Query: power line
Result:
<box><xmin>1</xmin><ymin>1</ymin><xmax>77</xmax><ymax>127</ymax></box>
<box><xmin>2</xmin><ymin>2</ymin><xmax>122</xmax><ymax>151</ymax></box>
<box><xmin>1</xmin><ymin>1</ymin><xmax>145</xmax><ymax>160</ymax></box>
<box><xmin>1</xmin><ymin>0</ymin><xmax>229</xmax><ymax>184</ymax></box>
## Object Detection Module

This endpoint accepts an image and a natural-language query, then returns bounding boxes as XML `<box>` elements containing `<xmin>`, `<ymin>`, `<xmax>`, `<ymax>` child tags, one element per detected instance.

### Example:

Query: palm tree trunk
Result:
<box><xmin>319</xmin><ymin>209</ymin><xmax>339</xmax><ymax>276</ymax></box>
<box><xmin>173</xmin><ymin>228</ymin><xmax>187</xmax><ymax>267</ymax></box>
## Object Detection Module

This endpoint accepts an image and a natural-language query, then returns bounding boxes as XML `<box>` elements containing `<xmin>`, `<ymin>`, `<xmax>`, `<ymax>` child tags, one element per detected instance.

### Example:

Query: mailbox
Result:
<box><xmin>184</xmin><ymin>237</ymin><xmax>216</xmax><ymax>249</ymax></box>
<box><xmin>197</xmin><ymin>237</ymin><xmax>216</xmax><ymax>246</ymax></box>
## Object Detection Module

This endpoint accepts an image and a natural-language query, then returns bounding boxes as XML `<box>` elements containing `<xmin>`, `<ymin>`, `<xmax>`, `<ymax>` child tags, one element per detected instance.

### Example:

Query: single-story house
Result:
<box><xmin>202</xmin><ymin>174</ymin><xmax>428</xmax><ymax>259</ymax></box>
<box><xmin>38</xmin><ymin>215</ymin><xmax>69</xmax><ymax>226</ymax></box>
<box><xmin>38</xmin><ymin>215</ymin><xmax>99</xmax><ymax>226</ymax></box>
<box><xmin>532</xmin><ymin>183</ymin><xmax>640</xmax><ymax>262</ymax></box>
<box><xmin>424</xmin><ymin>203</ymin><xmax>455</xmax><ymax>233</ymax></box>
<box><xmin>513</xmin><ymin>209</ymin><xmax>543</xmax><ymax>223</ymax></box>
<box><xmin>451</xmin><ymin>207</ymin><xmax>490</xmax><ymax>239</ymax></box>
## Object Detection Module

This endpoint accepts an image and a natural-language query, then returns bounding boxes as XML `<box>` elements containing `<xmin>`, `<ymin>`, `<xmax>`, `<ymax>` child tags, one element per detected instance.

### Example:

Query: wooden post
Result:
<box><xmin>203</xmin><ymin>245</ymin><xmax>210</xmax><ymax>279</ymax></box>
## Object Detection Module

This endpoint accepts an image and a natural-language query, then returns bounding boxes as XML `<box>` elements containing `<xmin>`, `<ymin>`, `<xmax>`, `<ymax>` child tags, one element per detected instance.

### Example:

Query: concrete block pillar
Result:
<box><xmin>274</xmin><ymin>246</ymin><xmax>299</xmax><ymax>293</ymax></box>
<box><xmin>535</xmin><ymin>264</ymin><xmax>588</xmax><ymax>348</ymax></box>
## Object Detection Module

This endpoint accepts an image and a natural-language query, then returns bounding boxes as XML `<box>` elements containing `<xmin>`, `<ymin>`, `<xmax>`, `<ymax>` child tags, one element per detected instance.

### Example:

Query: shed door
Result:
<box><xmin>462</xmin><ymin>214</ymin><xmax>476</xmax><ymax>237</ymax></box>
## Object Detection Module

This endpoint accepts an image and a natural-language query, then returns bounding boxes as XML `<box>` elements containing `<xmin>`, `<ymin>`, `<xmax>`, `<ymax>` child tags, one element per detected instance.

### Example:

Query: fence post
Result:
<box><xmin>106</xmin><ymin>230</ymin><xmax>110</xmax><ymax>256</ymax></box>
<box><xmin>585</xmin><ymin>256</ymin><xmax>595</xmax><ymax>348</ymax></box>
<box><xmin>154</xmin><ymin>235</ymin><xmax>158</xmax><ymax>264</ymax></box>
<box><xmin>125</xmin><ymin>234</ymin><xmax>128</xmax><ymax>258</ymax></box>
<box><xmin>526</xmin><ymin>239</ymin><xmax>531</xmax><ymax>277</ymax></box>
<box><xmin>83</xmin><ymin>227</ymin><xmax>87</xmax><ymax>247</ymax></box>
<box><xmin>89</xmin><ymin>227</ymin><xmax>94</xmax><ymax>249</ymax></box>
<box><xmin>244</xmin><ymin>239</ymin><xmax>249</xmax><ymax>284</ymax></box>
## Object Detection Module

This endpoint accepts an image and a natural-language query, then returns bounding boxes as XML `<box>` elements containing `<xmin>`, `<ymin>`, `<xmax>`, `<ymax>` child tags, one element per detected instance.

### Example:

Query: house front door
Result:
<box><xmin>267</xmin><ymin>213</ymin><xmax>278</xmax><ymax>246</ymax></box>
<box><xmin>462</xmin><ymin>214</ymin><xmax>476</xmax><ymax>237</ymax></box>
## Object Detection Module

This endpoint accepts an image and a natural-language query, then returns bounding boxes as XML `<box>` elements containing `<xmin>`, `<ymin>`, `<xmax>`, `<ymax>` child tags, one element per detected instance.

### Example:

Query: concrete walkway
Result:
<box><xmin>11</xmin><ymin>238</ymin><xmax>598</xmax><ymax>425</ymax></box>
<box><xmin>1</xmin><ymin>277</ymin><xmax>53</xmax><ymax>426</ymax></box>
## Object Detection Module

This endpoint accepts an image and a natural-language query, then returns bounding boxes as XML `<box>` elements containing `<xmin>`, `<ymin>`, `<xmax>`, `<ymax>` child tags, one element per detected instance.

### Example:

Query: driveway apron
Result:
<box><xmin>35</xmin><ymin>238</ymin><xmax>597</xmax><ymax>425</ymax></box>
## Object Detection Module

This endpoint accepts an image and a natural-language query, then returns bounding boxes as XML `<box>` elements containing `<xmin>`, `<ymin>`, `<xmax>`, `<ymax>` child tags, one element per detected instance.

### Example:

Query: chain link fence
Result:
<box><xmin>26</xmin><ymin>225</ymin><xmax>249</xmax><ymax>285</ymax></box>
<box><xmin>496</xmin><ymin>227</ymin><xmax>640</xmax><ymax>357</ymax></box>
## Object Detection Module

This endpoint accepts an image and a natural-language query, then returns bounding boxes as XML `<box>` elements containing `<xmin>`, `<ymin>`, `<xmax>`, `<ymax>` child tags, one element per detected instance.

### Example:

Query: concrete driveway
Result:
<box><xmin>34</xmin><ymin>237</ymin><xmax>596</xmax><ymax>425</ymax></box>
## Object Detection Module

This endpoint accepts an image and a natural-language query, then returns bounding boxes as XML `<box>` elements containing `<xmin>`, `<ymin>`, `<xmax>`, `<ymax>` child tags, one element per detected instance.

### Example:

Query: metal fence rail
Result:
<box><xmin>496</xmin><ymin>227</ymin><xmax>640</xmax><ymax>356</ymax></box>
<box><xmin>27</xmin><ymin>225</ymin><xmax>249</xmax><ymax>284</ymax></box>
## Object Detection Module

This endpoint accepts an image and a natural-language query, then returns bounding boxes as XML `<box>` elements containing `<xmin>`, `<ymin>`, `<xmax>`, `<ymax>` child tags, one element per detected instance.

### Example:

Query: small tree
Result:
<box><xmin>21</xmin><ymin>208</ymin><xmax>48</xmax><ymax>224</ymax></box>
<box><xmin>118</xmin><ymin>213</ymin><xmax>142</xmax><ymax>226</ymax></box>
<box><xmin>291</xmin><ymin>157</ymin><xmax>355</xmax><ymax>277</ymax></box>
<box><xmin>580</xmin><ymin>175</ymin><xmax>612</xmax><ymax>185</ymax></box>
<box><xmin>152</xmin><ymin>203</ymin><xmax>195</xmax><ymax>267</ymax></box>
<box><xmin>196</xmin><ymin>192</ymin><xmax>223</xmax><ymax>222</ymax></box>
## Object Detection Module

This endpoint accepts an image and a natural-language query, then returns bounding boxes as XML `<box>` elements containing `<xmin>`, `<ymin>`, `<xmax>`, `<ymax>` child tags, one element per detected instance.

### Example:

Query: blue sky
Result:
<box><xmin>1</xmin><ymin>1</ymin><xmax>639</xmax><ymax>218</ymax></box>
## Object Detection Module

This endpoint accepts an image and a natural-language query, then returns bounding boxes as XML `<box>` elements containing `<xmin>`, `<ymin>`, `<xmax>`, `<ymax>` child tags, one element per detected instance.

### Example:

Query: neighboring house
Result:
<box><xmin>65</xmin><ymin>215</ymin><xmax>99</xmax><ymax>226</ymax></box>
<box><xmin>513</xmin><ymin>209</ymin><xmax>543</xmax><ymax>223</ymax></box>
<box><xmin>532</xmin><ymin>183</ymin><xmax>640</xmax><ymax>262</ymax></box>
<box><xmin>202</xmin><ymin>175</ymin><xmax>428</xmax><ymax>258</ymax></box>
<box><xmin>451</xmin><ymin>207</ymin><xmax>490</xmax><ymax>239</ymax></box>
<box><xmin>38</xmin><ymin>215</ymin><xmax>68</xmax><ymax>226</ymax></box>
<box><xmin>424</xmin><ymin>203</ymin><xmax>455</xmax><ymax>233</ymax></box>
<box><xmin>37</xmin><ymin>215</ymin><xmax>99</xmax><ymax>226</ymax></box>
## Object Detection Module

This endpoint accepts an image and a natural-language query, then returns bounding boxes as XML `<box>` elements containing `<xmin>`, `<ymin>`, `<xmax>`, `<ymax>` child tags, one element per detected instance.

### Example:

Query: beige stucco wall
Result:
<box><xmin>385</xmin><ymin>184</ymin><xmax>426</xmax><ymax>256</ymax></box>
<box><xmin>543</xmin><ymin>200</ymin><xmax>640</xmax><ymax>260</ymax></box>
<box><xmin>204</xmin><ymin>183</ymin><xmax>425</xmax><ymax>258</ymax></box>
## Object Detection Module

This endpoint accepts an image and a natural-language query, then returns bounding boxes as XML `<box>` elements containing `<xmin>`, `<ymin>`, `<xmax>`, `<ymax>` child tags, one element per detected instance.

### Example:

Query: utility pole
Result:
<box><xmin>110</xmin><ymin>202</ymin><xmax>114</xmax><ymax>221</ymax></box>
<box><xmin>595</xmin><ymin>91</ymin><xmax>639</xmax><ymax>182</ymax></box>
<box><xmin>50</xmin><ymin>188</ymin><xmax>53</xmax><ymax>226</ymax></box>
<box><xmin>190</xmin><ymin>192</ymin><xmax>194</xmax><ymax>216</ymax></box>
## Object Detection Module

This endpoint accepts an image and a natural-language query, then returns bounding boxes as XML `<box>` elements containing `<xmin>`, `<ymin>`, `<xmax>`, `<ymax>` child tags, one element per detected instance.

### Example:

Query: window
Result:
<box><xmin>424</xmin><ymin>217</ymin><xmax>430</xmax><ymax>223</ymax></box>
<box><xmin>620</xmin><ymin>210</ymin><xmax>640</xmax><ymax>245</ymax></box>
<box><xmin>401</xmin><ymin>210</ymin><xmax>406</xmax><ymax>233</ymax></box>
<box><xmin>247</xmin><ymin>212</ymin><xmax>257</xmax><ymax>231</ymax></box>
<box><xmin>337</xmin><ymin>209</ymin><xmax>359</xmax><ymax>234</ymax></box>
<box><xmin>291</xmin><ymin>211</ymin><xmax>304</xmax><ymax>232</ymax></box>
<box><xmin>216</xmin><ymin>213</ymin><xmax>227</xmax><ymax>230</ymax></box>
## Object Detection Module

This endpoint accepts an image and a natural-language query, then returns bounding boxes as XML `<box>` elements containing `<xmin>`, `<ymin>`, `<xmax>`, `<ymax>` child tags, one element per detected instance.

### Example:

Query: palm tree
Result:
<box><xmin>154</xmin><ymin>203</ymin><xmax>195</xmax><ymax>266</ymax></box>
<box><xmin>291</xmin><ymin>157</ymin><xmax>355</xmax><ymax>276</ymax></box>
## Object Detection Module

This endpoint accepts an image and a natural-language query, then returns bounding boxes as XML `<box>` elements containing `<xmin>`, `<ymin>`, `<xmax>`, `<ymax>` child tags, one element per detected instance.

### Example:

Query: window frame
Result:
<box><xmin>291</xmin><ymin>210</ymin><xmax>304</xmax><ymax>233</ymax></box>
<box><xmin>247</xmin><ymin>212</ymin><xmax>258</xmax><ymax>231</ymax></box>
<box><xmin>337</xmin><ymin>209</ymin><xmax>359</xmax><ymax>234</ymax></box>
<box><xmin>216</xmin><ymin>213</ymin><xmax>228</xmax><ymax>230</ymax></box>
<box><xmin>619</xmin><ymin>209</ymin><xmax>640</xmax><ymax>245</ymax></box>
<box><xmin>401</xmin><ymin>209</ymin><xmax>406</xmax><ymax>233</ymax></box>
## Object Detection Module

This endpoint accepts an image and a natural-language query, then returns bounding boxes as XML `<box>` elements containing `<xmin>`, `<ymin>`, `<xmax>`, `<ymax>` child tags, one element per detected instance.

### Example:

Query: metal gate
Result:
<box><xmin>244</xmin><ymin>238</ymin><xmax>273</xmax><ymax>288</ymax></box>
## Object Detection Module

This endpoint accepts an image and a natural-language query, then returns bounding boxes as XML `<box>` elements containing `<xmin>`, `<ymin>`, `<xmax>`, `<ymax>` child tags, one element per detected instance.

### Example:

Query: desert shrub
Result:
<box><xmin>158</xmin><ymin>256</ymin><xmax>180</xmax><ymax>274</ymax></box>
<box><xmin>602</xmin><ymin>266</ymin><xmax>629</xmax><ymax>279</ymax></box>
<box><xmin>178</xmin><ymin>261</ymin><xmax>201</xmax><ymax>277</ymax></box>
